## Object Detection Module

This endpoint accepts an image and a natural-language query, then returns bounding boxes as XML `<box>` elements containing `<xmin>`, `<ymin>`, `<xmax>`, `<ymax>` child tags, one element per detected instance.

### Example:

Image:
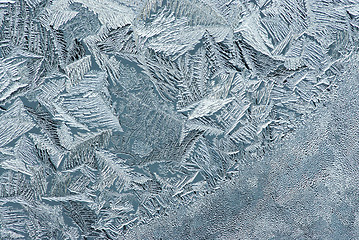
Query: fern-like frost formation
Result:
<box><xmin>0</xmin><ymin>0</ymin><xmax>359</xmax><ymax>239</ymax></box>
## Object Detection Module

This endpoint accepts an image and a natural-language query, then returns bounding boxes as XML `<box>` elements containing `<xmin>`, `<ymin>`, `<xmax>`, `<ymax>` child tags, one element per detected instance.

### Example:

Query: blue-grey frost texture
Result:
<box><xmin>0</xmin><ymin>0</ymin><xmax>359</xmax><ymax>239</ymax></box>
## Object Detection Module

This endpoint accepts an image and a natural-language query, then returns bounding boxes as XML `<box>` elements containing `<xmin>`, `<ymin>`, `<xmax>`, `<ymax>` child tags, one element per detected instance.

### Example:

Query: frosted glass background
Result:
<box><xmin>0</xmin><ymin>0</ymin><xmax>359</xmax><ymax>239</ymax></box>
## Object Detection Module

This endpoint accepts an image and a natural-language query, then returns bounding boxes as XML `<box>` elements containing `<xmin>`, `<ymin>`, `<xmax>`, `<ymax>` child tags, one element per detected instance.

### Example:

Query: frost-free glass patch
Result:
<box><xmin>0</xmin><ymin>0</ymin><xmax>359</xmax><ymax>239</ymax></box>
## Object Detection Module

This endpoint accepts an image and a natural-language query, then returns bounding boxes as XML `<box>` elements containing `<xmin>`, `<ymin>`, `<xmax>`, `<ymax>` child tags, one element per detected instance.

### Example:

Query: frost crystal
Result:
<box><xmin>0</xmin><ymin>0</ymin><xmax>358</xmax><ymax>239</ymax></box>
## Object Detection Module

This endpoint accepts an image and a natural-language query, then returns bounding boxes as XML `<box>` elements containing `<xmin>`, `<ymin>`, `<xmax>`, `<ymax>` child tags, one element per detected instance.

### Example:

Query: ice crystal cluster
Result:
<box><xmin>0</xmin><ymin>0</ymin><xmax>359</xmax><ymax>239</ymax></box>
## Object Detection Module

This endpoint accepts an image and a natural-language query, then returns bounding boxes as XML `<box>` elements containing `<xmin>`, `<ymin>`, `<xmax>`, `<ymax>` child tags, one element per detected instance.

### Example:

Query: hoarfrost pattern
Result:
<box><xmin>0</xmin><ymin>0</ymin><xmax>358</xmax><ymax>239</ymax></box>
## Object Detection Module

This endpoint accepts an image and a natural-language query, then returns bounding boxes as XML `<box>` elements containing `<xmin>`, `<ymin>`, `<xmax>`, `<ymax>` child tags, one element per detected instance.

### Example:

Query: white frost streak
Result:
<box><xmin>189</xmin><ymin>97</ymin><xmax>234</xmax><ymax>119</ymax></box>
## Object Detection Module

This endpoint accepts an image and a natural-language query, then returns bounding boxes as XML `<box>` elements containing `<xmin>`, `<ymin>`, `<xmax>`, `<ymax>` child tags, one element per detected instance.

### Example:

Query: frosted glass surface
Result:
<box><xmin>0</xmin><ymin>0</ymin><xmax>359</xmax><ymax>239</ymax></box>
